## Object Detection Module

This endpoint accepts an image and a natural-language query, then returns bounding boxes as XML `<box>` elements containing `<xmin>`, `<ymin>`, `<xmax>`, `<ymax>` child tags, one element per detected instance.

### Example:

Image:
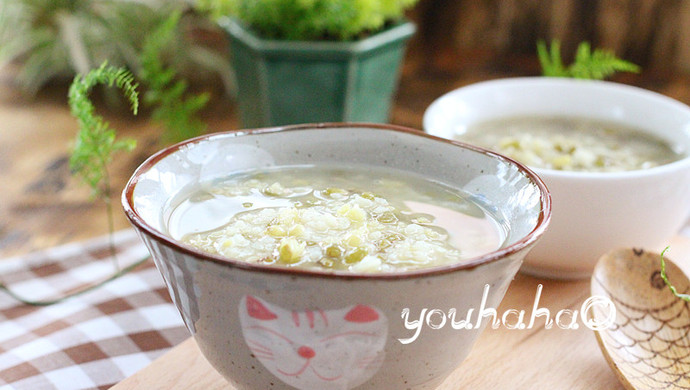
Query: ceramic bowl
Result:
<box><xmin>424</xmin><ymin>77</ymin><xmax>690</xmax><ymax>279</ymax></box>
<box><xmin>122</xmin><ymin>123</ymin><xmax>550</xmax><ymax>390</ymax></box>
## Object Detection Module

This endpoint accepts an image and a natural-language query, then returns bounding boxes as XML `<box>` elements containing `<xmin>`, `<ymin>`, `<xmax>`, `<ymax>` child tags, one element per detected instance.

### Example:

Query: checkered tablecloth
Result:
<box><xmin>0</xmin><ymin>230</ymin><xmax>188</xmax><ymax>390</ymax></box>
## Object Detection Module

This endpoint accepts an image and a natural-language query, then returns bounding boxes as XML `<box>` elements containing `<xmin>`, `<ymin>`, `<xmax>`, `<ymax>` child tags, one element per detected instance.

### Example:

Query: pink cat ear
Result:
<box><xmin>344</xmin><ymin>305</ymin><xmax>379</xmax><ymax>323</ymax></box>
<box><xmin>246</xmin><ymin>296</ymin><xmax>277</xmax><ymax>320</ymax></box>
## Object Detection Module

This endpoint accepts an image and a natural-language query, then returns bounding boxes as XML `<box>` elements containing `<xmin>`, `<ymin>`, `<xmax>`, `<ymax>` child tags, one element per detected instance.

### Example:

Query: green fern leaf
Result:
<box><xmin>68</xmin><ymin>62</ymin><xmax>139</xmax><ymax>198</ymax></box>
<box><xmin>538</xmin><ymin>39</ymin><xmax>640</xmax><ymax>80</ymax></box>
<box><xmin>537</xmin><ymin>39</ymin><xmax>569</xmax><ymax>77</ymax></box>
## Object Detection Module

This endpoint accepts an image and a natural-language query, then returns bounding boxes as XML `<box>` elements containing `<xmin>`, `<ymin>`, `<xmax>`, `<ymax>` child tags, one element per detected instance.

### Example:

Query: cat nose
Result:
<box><xmin>297</xmin><ymin>345</ymin><xmax>315</xmax><ymax>359</ymax></box>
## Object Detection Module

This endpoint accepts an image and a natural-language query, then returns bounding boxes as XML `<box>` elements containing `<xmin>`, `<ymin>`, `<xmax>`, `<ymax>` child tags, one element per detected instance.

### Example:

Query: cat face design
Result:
<box><xmin>239</xmin><ymin>295</ymin><xmax>388</xmax><ymax>390</ymax></box>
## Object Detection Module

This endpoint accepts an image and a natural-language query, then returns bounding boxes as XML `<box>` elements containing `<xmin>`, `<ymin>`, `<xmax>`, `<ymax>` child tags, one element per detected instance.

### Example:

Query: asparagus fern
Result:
<box><xmin>68</xmin><ymin>62</ymin><xmax>138</xmax><ymax>197</ymax></box>
<box><xmin>538</xmin><ymin>40</ymin><xmax>640</xmax><ymax>80</ymax></box>
<box><xmin>68</xmin><ymin>62</ymin><xmax>138</xmax><ymax>268</ymax></box>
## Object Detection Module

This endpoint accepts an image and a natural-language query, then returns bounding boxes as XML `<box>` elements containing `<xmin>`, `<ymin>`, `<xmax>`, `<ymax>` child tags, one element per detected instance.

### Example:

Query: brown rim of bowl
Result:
<box><xmin>122</xmin><ymin>122</ymin><xmax>551</xmax><ymax>280</ymax></box>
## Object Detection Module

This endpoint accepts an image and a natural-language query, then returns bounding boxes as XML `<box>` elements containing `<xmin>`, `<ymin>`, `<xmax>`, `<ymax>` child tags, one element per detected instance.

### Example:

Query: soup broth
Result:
<box><xmin>458</xmin><ymin>116</ymin><xmax>683</xmax><ymax>172</ymax></box>
<box><xmin>168</xmin><ymin>165</ymin><xmax>506</xmax><ymax>272</ymax></box>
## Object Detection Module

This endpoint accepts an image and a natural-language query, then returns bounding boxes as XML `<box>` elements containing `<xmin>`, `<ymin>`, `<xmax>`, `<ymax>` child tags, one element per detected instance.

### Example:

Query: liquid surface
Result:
<box><xmin>168</xmin><ymin>165</ymin><xmax>506</xmax><ymax>272</ymax></box>
<box><xmin>457</xmin><ymin>116</ymin><xmax>682</xmax><ymax>172</ymax></box>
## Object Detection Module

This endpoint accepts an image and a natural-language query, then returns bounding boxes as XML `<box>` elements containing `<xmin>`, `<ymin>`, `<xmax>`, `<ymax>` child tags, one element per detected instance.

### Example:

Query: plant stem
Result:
<box><xmin>100</xmin><ymin>160</ymin><xmax>120</xmax><ymax>273</ymax></box>
<box><xmin>660</xmin><ymin>246</ymin><xmax>690</xmax><ymax>302</ymax></box>
<box><xmin>0</xmin><ymin>256</ymin><xmax>149</xmax><ymax>307</ymax></box>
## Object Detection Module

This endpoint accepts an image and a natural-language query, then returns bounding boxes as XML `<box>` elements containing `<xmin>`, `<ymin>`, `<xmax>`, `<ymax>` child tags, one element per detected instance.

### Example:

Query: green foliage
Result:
<box><xmin>68</xmin><ymin>62</ymin><xmax>138</xmax><ymax>198</ymax></box>
<box><xmin>0</xmin><ymin>0</ymin><xmax>232</xmax><ymax>97</ymax></box>
<box><xmin>0</xmin><ymin>0</ymin><xmax>111</xmax><ymax>95</ymax></box>
<box><xmin>69</xmin><ymin>62</ymin><xmax>138</xmax><ymax>271</ymax></box>
<box><xmin>538</xmin><ymin>40</ymin><xmax>640</xmax><ymax>80</ymax></box>
<box><xmin>139</xmin><ymin>10</ymin><xmax>209</xmax><ymax>144</ymax></box>
<box><xmin>198</xmin><ymin>0</ymin><xmax>419</xmax><ymax>40</ymax></box>
<box><xmin>660</xmin><ymin>247</ymin><xmax>690</xmax><ymax>302</ymax></box>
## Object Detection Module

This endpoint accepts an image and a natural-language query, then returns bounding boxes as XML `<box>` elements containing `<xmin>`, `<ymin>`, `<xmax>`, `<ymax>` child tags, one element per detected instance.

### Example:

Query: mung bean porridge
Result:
<box><xmin>457</xmin><ymin>116</ymin><xmax>682</xmax><ymax>172</ymax></box>
<box><xmin>167</xmin><ymin>165</ymin><xmax>507</xmax><ymax>273</ymax></box>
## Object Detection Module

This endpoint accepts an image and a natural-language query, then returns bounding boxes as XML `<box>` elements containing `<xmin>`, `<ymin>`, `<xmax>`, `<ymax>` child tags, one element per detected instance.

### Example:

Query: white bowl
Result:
<box><xmin>123</xmin><ymin>123</ymin><xmax>550</xmax><ymax>389</ymax></box>
<box><xmin>424</xmin><ymin>77</ymin><xmax>690</xmax><ymax>279</ymax></box>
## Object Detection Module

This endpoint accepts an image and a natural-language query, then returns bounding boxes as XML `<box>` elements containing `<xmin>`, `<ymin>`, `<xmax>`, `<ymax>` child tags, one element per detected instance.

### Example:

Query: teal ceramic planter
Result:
<box><xmin>221</xmin><ymin>18</ymin><xmax>415</xmax><ymax>127</ymax></box>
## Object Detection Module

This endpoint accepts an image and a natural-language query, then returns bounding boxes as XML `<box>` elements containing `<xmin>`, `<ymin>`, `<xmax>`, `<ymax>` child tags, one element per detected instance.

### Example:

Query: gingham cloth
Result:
<box><xmin>0</xmin><ymin>230</ymin><xmax>188</xmax><ymax>390</ymax></box>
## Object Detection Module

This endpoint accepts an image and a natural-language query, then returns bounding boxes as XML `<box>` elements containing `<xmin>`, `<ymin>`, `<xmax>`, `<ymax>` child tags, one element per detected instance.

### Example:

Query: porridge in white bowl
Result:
<box><xmin>424</xmin><ymin>77</ymin><xmax>690</xmax><ymax>278</ymax></box>
<box><xmin>459</xmin><ymin>115</ymin><xmax>682</xmax><ymax>172</ymax></box>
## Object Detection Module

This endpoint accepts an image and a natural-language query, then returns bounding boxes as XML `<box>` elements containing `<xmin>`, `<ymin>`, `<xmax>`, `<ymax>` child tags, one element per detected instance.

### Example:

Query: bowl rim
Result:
<box><xmin>122</xmin><ymin>122</ymin><xmax>551</xmax><ymax>280</ymax></box>
<box><xmin>423</xmin><ymin>76</ymin><xmax>690</xmax><ymax>179</ymax></box>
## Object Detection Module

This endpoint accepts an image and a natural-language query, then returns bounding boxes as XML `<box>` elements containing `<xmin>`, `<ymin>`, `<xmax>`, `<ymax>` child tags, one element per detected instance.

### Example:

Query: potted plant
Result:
<box><xmin>199</xmin><ymin>0</ymin><xmax>418</xmax><ymax>127</ymax></box>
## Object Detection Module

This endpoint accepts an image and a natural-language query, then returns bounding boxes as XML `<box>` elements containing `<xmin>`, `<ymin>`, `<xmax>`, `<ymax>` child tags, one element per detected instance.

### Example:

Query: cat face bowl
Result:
<box><xmin>122</xmin><ymin>123</ymin><xmax>550</xmax><ymax>390</ymax></box>
<box><xmin>424</xmin><ymin>77</ymin><xmax>690</xmax><ymax>279</ymax></box>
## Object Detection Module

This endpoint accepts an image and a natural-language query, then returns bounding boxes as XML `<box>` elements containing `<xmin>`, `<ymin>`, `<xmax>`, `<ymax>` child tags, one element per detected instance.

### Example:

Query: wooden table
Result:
<box><xmin>2</xmin><ymin>51</ymin><xmax>690</xmax><ymax>389</ymax></box>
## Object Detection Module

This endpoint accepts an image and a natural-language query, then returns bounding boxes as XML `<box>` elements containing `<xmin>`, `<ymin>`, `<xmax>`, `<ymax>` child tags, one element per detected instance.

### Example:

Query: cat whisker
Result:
<box><xmin>359</xmin><ymin>355</ymin><xmax>378</xmax><ymax>363</ymax></box>
<box><xmin>247</xmin><ymin>340</ymin><xmax>273</xmax><ymax>354</ymax></box>
<box><xmin>249</xmin><ymin>349</ymin><xmax>274</xmax><ymax>358</ymax></box>
<box><xmin>250</xmin><ymin>350</ymin><xmax>273</xmax><ymax>356</ymax></box>
<box><xmin>247</xmin><ymin>339</ymin><xmax>272</xmax><ymax>351</ymax></box>
<box><xmin>357</xmin><ymin>354</ymin><xmax>384</xmax><ymax>368</ymax></box>
<box><xmin>319</xmin><ymin>330</ymin><xmax>378</xmax><ymax>343</ymax></box>
<box><xmin>248</xmin><ymin>325</ymin><xmax>294</xmax><ymax>344</ymax></box>
<box><xmin>357</xmin><ymin>362</ymin><xmax>382</xmax><ymax>369</ymax></box>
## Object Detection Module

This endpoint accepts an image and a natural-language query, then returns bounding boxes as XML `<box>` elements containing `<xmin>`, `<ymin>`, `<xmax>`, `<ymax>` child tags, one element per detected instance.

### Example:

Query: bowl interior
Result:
<box><xmin>124</xmin><ymin>124</ymin><xmax>550</xmax><ymax>273</ymax></box>
<box><xmin>423</xmin><ymin>77</ymin><xmax>690</xmax><ymax>167</ymax></box>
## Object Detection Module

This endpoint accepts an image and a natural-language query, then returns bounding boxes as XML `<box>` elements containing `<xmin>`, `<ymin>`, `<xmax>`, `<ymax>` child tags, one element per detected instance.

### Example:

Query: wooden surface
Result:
<box><xmin>413</xmin><ymin>0</ymin><xmax>690</xmax><ymax>73</ymax></box>
<box><xmin>110</xmin><ymin>236</ymin><xmax>690</xmax><ymax>390</ymax></box>
<box><xmin>2</xmin><ymin>37</ymin><xmax>690</xmax><ymax>390</ymax></box>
